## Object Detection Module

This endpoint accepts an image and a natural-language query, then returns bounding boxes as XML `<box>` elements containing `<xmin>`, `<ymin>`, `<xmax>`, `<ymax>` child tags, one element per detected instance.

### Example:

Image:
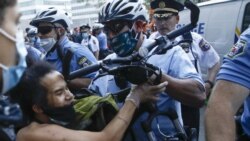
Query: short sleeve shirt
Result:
<box><xmin>45</xmin><ymin>36</ymin><xmax>98</xmax><ymax>78</ymax></box>
<box><xmin>217</xmin><ymin>28</ymin><xmax>250</xmax><ymax>136</ymax></box>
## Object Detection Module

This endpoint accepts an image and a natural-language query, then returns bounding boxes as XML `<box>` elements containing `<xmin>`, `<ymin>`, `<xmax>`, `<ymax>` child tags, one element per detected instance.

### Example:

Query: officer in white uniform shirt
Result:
<box><xmin>90</xmin><ymin>0</ymin><xmax>206</xmax><ymax>140</ymax></box>
<box><xmin>149</xmin><ymin>11</ymin><xmax>220</xmax><ymax>96</ymax></box>
<box><xmin>149</xmin><ymin>0</ymin><xmax>220</xmax><ymax>136</ymax></box>
<box><xmin>80</xmin><ymin>24</ymin><xmax>100</xmax><ymax>59</ymax></box>
<box><xmin>176</xmin><ymin>32</ymin><xmax>220</xmax><ymax>78</ymax></box>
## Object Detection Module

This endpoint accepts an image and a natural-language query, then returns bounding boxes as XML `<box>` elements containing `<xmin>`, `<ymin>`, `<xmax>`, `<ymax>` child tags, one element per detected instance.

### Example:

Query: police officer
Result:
<box><xmin>150</xmin><ymin>0</ymin><xmax>220</xmax><ymax>95</ymax></box>
<box><xmin>24</xmin><ymin>27</ymin><xmax>44</xmax><ymax>66</ymax></box>
<box><xmin>92</xmin><ymin>23</ymin><xmax>110</xmax><ymax>60</ymax></box>
<box><xmin>149</xmin><ymin>0</ymin><xmax>220</xmax><ymax>134</ymax></box>
<box><xmin>205</xmin><ymin>27</ymin><xmax>250</xmax><ymax>141</ymax></box>
<box><xmin>79</xmin><ymin>24</ymin><xmax>100</xmax><ymax>59</ymax></box>
<box><xmin>92</xmin><ymin>0</ymin><xmax>206</xmax><ymax>140</ymax></box>
<box><xmin>30</xmin><ymin>7</ymin><xmax>97</xmax><ymax>90</ymax></box>
<box><xmin>26</xmin><ymin>28</ymin><xmax>41</xmax><ymax>50</ymax></box>
<box><xmin>90</xmin><ymin>0</ymin><xmax>151</xmax><ymax>96</ymax></box>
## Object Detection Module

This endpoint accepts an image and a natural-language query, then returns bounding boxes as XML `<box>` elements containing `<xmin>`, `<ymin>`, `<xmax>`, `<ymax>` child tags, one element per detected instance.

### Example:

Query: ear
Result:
<box><xmin>32</xmin><ymin>105</ymin><xmax>43</xmax><ymax>114</ymax></box>
<box><xmin>56</xmin><ymin>27</ymin><xmax>65</xmax><ymax>36</ymax></box>
<box><xmin>134</xmin><ymin>21</ymin><xmax>145</xmax><ymax>32</ymax></box>
<box><xmin>176</xmin><ymin>15</ymin><xmax>180</xmax><ymax>23</ymax></box>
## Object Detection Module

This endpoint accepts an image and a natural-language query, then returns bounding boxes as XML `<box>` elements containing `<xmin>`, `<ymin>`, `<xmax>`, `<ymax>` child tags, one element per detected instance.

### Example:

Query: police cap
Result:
<box><xmin>80</xmin><ymin>24</ymin><xmax>90</xmax><ymax>30</ymax></box>
<box><xmin>151</xmin><ymin>0</ymin><xmax>184</xmax><ymax>17</ymax></box>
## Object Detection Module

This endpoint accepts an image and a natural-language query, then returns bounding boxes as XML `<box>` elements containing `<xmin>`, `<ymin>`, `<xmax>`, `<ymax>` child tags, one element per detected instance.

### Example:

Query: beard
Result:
<box><xmin>42</xmin><ymin>103</ymin><xmax>76</xmax><ymax>126</ymax></box>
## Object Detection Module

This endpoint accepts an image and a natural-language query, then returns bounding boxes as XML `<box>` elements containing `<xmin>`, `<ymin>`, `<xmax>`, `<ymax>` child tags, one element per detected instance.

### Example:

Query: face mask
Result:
<box><xmin>0</xmin><ymin>28</ymin><xmax>27</xmax><ymax>94</ymax></box>
<box><xmin>110</xmin><ymin>30</ymin><xmax>138</xmax><ymax>57</ymax></box>
<box><xmin>42</xmin><ymin>104</ymin><xmax>76</xmax><ymax>126</ymax></box>
<box><xmin>30</xmin><ymin>37</ymin><xmax>36</xmax><ymax>43</ymax></box>
<box><xmin>40</xmin><ymin>38</ymin><xmax>56</xmax><ymax>53</ymax></box>
<box><xmin>81</xmin><ymin>32</ymin><xmax>89</xmax><ymax>39</ymax></box>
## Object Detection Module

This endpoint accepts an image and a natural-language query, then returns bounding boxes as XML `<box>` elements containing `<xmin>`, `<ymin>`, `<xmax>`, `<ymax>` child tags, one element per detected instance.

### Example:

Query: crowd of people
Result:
<box><xmin>0</xmin><ymin>0</ymin><xmax>249</xmax><ymax>141</ymax></box>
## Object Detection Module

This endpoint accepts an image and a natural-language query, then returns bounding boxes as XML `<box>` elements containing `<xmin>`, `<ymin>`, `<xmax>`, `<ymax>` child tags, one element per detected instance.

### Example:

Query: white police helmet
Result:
<box><xmin>99</xmin><ymin>0</ymin><xmax>149</xmax><ymax>23</ymax></box>
<box><xmin>30</xmin><ymin>7</ymin><xmax>72</xmax><ymax>29</ymax></box>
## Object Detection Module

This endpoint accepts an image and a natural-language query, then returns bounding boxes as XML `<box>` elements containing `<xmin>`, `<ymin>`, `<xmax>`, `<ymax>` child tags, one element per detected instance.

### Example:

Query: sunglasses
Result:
<box><xmin>104</xmin><ymin>21</ymin><xmax>132</xmax><ymax>36</ymax></box>
<box><xmin>27</xmin><ymin>34</ymin><xmax>36</xmax><ymax>38</ymax></box>
<box><xmin>37</xmin><ymin>26</ymin><xmax>59</xmax><ymax>35</ymax></box>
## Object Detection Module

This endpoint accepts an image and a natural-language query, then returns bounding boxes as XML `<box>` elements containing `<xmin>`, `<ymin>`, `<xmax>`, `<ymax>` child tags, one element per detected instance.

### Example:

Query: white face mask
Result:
<box><xmin>0</xmin><ymin>28</ymin><xmax>27</xmax><ymax>94</ymax></box>
<box><xmin>40</xmin><ymin>38</ymin><xmax>57</xmax><ymax>53</ymax></box>
<box><xmin>81</xmin><ymin>32</ymin><xmax>89</xmax><ymax>39</ymax></box>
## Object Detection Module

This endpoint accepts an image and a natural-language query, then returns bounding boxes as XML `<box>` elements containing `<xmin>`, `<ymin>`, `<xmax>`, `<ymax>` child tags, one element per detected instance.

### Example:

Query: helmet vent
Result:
<box><xmin>129</xmin><ymin>0</ymin><xmax>138</xmax><ymax>2</ymax></box>
<box><xmin>40</xmin><ymin>11</ymin><xmax>48</xmax><ymax>17</ymax></box>
<box><xmin>105</xmin><ymin>3</ymin><xmax>111</xmax><ymax>15</ymax></box>
<box><xmin>112</xmin><ymin>0</ymin><xmax>123</xmax><ymax>12</ymax></box>
<box><xmin>46</xmin><ymin>10</ymin><xmax>57</xmax><ymax>16</ymax></box>
<box><xmin>117</xmin><ymin>6</ymin><xmax>133</xmax><ymax>15</ymax></box>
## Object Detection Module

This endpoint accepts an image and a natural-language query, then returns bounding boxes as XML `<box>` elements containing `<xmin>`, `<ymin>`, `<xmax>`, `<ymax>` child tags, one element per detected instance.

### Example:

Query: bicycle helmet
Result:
<box><xmin>30</xmin><ymin>7</ymin><xmax>72</xmax><ymax>29</ymax></box>
<box><xmin>99</xmin><ymin>0</ymin><xmax>149</xmax><ymax>23</ymax></box>
<box><xmin>92</xmin><ymin>23</ymin><xmax>104</xmax><ymax>30</ymax></box>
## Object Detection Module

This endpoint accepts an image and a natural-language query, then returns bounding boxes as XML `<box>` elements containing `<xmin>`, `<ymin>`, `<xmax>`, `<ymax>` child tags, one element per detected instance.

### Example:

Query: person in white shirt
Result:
<box><xmin>80</xmin><ymin>24</ymin><xmax>100</xmax><ymax>59</ymax></box>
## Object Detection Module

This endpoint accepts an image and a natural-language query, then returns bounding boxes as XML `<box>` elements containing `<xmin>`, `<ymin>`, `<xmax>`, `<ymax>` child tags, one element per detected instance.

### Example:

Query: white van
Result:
<box><xmin>177</xmin><ymin>0</ymin><xmax>250</xmax><ymax>59</ymax></box>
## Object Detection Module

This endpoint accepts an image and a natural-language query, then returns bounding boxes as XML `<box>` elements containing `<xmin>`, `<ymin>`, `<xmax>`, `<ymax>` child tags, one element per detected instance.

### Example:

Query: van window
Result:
<box><xmin>242</xmin><ymin>2</ymin><xmax>250</xmax><ymax>32</ymax></box>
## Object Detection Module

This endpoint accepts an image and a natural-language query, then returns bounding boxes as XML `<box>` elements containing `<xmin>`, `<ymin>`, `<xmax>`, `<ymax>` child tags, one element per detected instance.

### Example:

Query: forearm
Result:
<box><xmin>161</xmin><ymin>74</ymin><xmax>206</xmax><ymax>107</ymax></box>
<box><xmin>205</xmin><ymin>80</ymin><xmax>249</xmax><ymax>141</ymax></box>
<box><xmin>205</xmin><ymin>98</ymin><xmax>236</xmax><ymax>141</ymax></box>
<box><xmin>207</xmin><ymin>62</ymin><xmax>220</xmax><ymax>82</ymax></box>
<box><xmin>102</xmin><ymin>100</ymin><xmax>136</xmax><ymax>141</ymax></box>
<box><xmin>205</xmin><ymin>81</ymin><xmax>236</xmax><ymax>141</ymax></box>
<box><xmin>68</xmin><ymin>78</ymin><xmax>92</xmax><ymax>90</ymax></box>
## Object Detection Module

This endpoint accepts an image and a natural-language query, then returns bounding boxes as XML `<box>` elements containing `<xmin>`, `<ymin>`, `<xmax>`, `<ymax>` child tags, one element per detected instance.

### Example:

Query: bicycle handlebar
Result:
<box><xmin>69</xmin><ymin>63</ymin><xmax>101</xmax><ymax>80</ymax></box>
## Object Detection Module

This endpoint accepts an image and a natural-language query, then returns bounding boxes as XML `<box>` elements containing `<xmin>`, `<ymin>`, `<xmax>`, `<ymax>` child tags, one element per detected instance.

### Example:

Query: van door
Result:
<box><xmin>242</xmin><ymin>2</ymin><xmax>250</xmax><ymax>32</ymax></box>
<box><xmin>178</xmin><ymin>0</ymin><xmax>243</xmax><ymax>59</ymax></box>
<box><xmin>236</xmin><ymin>0</ymin><xmax>250</xmax><ymax>41</ymax></box>
<box><xmin>204</xmin><ymin>1</ymin><xmax>242</xmax><ymax>59</ymax></box>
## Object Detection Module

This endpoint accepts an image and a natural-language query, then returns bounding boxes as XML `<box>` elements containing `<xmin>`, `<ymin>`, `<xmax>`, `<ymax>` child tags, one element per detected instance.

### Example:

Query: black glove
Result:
<box><xmin>144</xmin><ymin>63</ymin><xmax>162</xmax><ymax>85</ymax></box>
<box><xmin>117</xmin><ymin>62</ymin><xmax>162</xmax><ymax>85</ymax></box>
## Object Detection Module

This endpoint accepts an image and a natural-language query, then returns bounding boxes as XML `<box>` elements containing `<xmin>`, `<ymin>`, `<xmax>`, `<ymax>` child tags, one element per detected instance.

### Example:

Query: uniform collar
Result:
<box><xmin>58</xmin><ymin>35</ymin><xmax>69</xmax><ymax>47</ymax></box>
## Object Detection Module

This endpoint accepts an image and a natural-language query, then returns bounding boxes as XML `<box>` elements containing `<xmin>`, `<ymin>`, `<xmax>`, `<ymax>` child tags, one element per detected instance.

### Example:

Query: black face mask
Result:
<box><xmin>42</xmin><ymin>104</ymin><xmax>76</xmax><ymax>126</ymax></box>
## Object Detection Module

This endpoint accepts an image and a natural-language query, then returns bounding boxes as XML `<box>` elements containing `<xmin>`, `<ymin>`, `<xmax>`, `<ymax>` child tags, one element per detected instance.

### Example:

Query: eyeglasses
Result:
<box><xmin>104</xmin><ymin>20</ymin><xmax>132</xmax><ymax>36</ymax></box>
<box><xmin>37</xmin><ymin>25</ymin><xmax>58</xmax><ymax>35</ymax></box>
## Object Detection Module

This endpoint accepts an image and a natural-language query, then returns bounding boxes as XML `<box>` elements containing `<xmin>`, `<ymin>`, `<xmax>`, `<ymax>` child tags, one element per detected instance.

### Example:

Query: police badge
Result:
<box><xmin>159</xmin><ymin>1</ymin><xmax>166</xmax><ymax>8</ymax></box>
<box><xmin>227</xmin><ymin>39</ymin><xmax>246</xmax><ymax>58</ymax></box>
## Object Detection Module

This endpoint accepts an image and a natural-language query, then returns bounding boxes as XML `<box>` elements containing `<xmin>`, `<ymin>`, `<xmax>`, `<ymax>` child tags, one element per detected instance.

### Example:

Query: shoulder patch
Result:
<box><xmin>199</xmin><ymin>39</ymin><xmax>211</xmax><ymax>51</ymax></box>
<box><xmin>78</xmin><ymin>57</ymin><xmax>92</xmax><ymax>67</ymax></box>
<box><xmin>227</xmin><ymin>39</ymin><xmax>246</xmax><ymax>58</ymax></box>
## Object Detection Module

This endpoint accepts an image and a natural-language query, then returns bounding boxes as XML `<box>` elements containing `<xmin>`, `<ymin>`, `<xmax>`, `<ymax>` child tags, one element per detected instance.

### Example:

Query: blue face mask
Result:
<box><xmin>0</xmin><ymin>28</ymin><xmax>27</xmax><ymax>94</ymax></box>
<box><xmin>30</xmin><ymin>37</ymin><xmax>36</xmax><ymax>43</ymax></box>
<box><xmin>110</xmin><ymin>30</ymin><xmax>138</xmax><ymax>57</ymax></box>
